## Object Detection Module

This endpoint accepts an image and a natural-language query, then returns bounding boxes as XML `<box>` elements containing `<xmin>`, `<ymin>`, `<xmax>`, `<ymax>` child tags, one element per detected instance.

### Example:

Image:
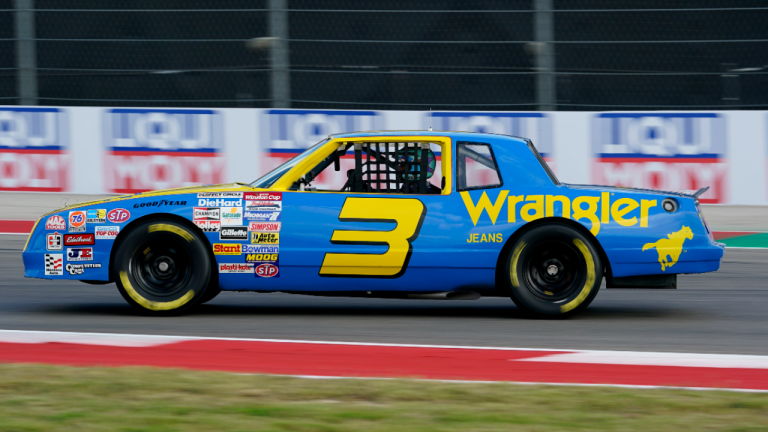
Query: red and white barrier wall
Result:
<box><xmin>1</xmin><ymin>107</ymin><xmax>766</xmax><ymax>204</ymax></box>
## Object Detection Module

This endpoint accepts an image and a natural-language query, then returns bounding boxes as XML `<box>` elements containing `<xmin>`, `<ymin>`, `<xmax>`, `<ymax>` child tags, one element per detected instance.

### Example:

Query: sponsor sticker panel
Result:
<box><xmin>255</xmin><ymin>263</ymin><xmax>279</xmax><ymax>278</ymax></box>
<box><xmin>64</xmin><ymin>233</ymin><xmax>95</xmax><ymax>246</ymax></box>
<box><xmin>68</xmin><ymin>211</ymin><xmax>86</xmax><ymax>232</ymax></box>
<box><xmin>95</xmin><ymin>226</ymin><xmax>119</xmax><ymax>240</ymax></box>
<box><xmin>65</xmin><ymin>263</ymin><xmax>102</xmax><ymax>275</ymax></box>
<box><xmin>0</xmin><ymin>107</ymin><xmax>71</xmax><ymax>192</ymax></box>
<box><xmin>102</xmin><ymin>109</ymin><xmax>225</xmax><ymax>193</ymax></box>
<box><xmin>107</xmin><ymin>208</ymin><xmax>131</xmax><ymax>223</ymax></box>
<box><xmin>44</xmin><ymin>254</ymin><xmax>63</xmax><ymax>276</ymax></box>
<box><xmin>251</xmin><ymin>232</ymin><xmax>279</xmax><ymax>245</ymax></box>
<box><xmin>45</xmin><ymin>215</ymin><xmax>66</xmax><ymax>230</ymax></box>
<box><xmin>213</xmin><ymin>243</ymin><xmax>241</xmax><ymax>255</ymax></box>
<box><xmin>67</xmin><ymin>247</ymin><xmax>93</xmax><ymax>261</ymax></box>
<box><xmin>46</xmin><ymin>232</ymin><xmax>62</xmax><ymax>251</ymax></box>
<box><xmin>591</xmin><ymin>113</ymin><xmax>727</xmax><ymax>203</ymax></box>
<box><xmin>242</xmin><ymin>245</ymin><xmax>278</xmax><ymax>254</ymax></box>
<box><xmin>220</xmin><ymin>207</ymin><xmax>243</xmax><ymax>226</ymax></box>
<box><xmin>219</xmin><ymin>226</ymin><xmax>248</xmax><ymax>240</ymax></box>
<box><xmin>195</xmin><ymin>220</ymin><xmax>221</xmax><ymax>232</ymax></box>
<box><xmin>219</xmin><ymin>263</ymin><xmax>254</xmax><ymax>274</ymax></box>
<box><xmin>86</xmin><ymin>209</ymin><xmax>106</xmax><ymax>223</ymax></box>
<box><xmin>248</xmin><ymin>222</ymin><xmax>280</xmax><ymax>232</ymax></box>
<box><xmin>245</xmin><ymin>211</ymin><xmax>281</xmax><ymax>222</ymax></box>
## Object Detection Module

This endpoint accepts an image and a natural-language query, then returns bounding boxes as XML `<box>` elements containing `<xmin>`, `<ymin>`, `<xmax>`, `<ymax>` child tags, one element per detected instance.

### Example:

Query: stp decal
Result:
<box><xmin>592</xmin><ymin>113</ymin><xmax>727</xmax><ymax>203</ymax></box>
<box><xmin>0</xmin><ymin>107</ymin><xmax>70</xmax><ymax>192</ymax></box>
<box><xmin>102</xmin><ymin>109</ymin><xmax>224</xmax><ymax>193</ymax></box>
<box><xmin>107</xmin><ymin>208</ymin><xmax>130</xmax><ymax>223</ymax></box>
<box><xmin>255</xmin><ymin>263</ymin><xmax>279</xmax><ymax>278</ymax></box>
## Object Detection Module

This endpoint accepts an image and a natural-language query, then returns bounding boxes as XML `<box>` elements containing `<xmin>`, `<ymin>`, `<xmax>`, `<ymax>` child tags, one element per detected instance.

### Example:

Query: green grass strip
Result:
<box><xmin>0</xmin><ymin>364</ymin><xmax>767</xmax><ymax>431</ymax></box>
<box><xmin>720</xmin><ymin>233</ymin><xmax>768</xmax><ymax>248</ymax></box>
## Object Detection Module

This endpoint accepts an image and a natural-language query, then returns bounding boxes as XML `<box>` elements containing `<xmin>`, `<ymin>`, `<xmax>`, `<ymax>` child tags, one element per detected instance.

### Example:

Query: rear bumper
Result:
<box><xmin>610</xmin><ymin>242</ymin><xmax>725</xmax><ymax>278</ymax></box>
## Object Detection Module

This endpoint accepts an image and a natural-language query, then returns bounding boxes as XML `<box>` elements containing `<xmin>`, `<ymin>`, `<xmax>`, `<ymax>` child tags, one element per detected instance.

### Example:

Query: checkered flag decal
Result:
<box><xmin>45</xmin><ymin>254</ymin><xmax>63</xmax><ymax>270</ymax></box>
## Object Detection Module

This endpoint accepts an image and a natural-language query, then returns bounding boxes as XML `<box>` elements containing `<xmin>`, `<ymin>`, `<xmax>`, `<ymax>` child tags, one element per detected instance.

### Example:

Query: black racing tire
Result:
<box><xmin>200</xmin><ymin>284</ymin><xmax>221</xmax><ymax>304</ymax></box>
<box><xmin>505</xmin><ymin>223</ymin><xmax>603</xmax><ymax>318</ymax></box>
<box><xmin>113</xmin><ymin>219</ymin><xmax>213</xmax><ymax>315</ymax></box>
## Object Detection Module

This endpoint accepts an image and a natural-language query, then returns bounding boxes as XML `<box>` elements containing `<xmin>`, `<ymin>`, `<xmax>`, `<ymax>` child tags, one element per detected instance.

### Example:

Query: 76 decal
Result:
<box><xmin>320</xmin><ymin>198</ymin><xmax>426</xmax><ymax>278</ymax></box>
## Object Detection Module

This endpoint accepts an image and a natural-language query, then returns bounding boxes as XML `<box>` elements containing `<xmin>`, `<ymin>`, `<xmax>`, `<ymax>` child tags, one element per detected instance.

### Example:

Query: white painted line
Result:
<box><xmin>0</xmin><ymin>329</ymin><xmax>186</xmax><ymax>347</ymax></box>
<box><xmin>516</xmin><ymin>351</ymin><xmax>768</xmax><ymax>369</ymax></box>
<box><xmin>0</xmin><ymin>233</ymin><xmax>29</xmax><ymax>236</ymax></box>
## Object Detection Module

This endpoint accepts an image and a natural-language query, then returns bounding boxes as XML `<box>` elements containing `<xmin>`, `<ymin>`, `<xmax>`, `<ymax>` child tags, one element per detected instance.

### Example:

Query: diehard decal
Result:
<box><xmin>195</xmin><ymin>220</ymin><xmax>221</xmax><ymax>232</ymax></box>
<box><xmin>248</xmin><ymin>222</ymin><xmax>281</xmax><ymax>232</ymax></box>
<box><xmin>67</xmin><ymin>247</ymin><xmax>93</xmax><ymax>261</ymax></box>
<box><xmin>95</xmin><ymin>226</ymin><xmax>120</xmax><ymax>240</ymax></box>
<box><xmin>86</xmin><ymin>209</ymin><xmax>107</xmax><ymax>223</ymax></box>
<box><xmin>213</xmin><ymin>243</ymin><xmax>241</xmax><ymax>255</ymax></box>
<box><xmin>197</xmin><ymin>198</ymin><xmax>241</xmax><ymax>207</ymax></box>
<box><xmin>219</xmin><ymin>226</ymin><xmax>248</xmax><ymax>240</ymax></box>
<box><xmin>46</xmin><ymin>232</ymin><xmax>63</xmax><ymax>251</ymax></box>
<box><xmin>219</xmin><ymin>263</ymin><xmax>254</xmax><ymax>274</ymax></box>
<box><xmin>642</xmin><ymin>226</ymin><xmax>694</xmax><ymax>271</ymax></box>
<box><xmin>250</xmin><ymin>232</ymin><xmax>279</xmax><ymax>245</ymax></box>
<box><xmin>107</xmin><ymin>208</ymin><xmax>131</xmax><ymax>223</ymax></box>
<box><xmin>65</xmin><ymin>263</ymin><xmax>102</xmax><ymax>275</ymax></box>
<box><xmin>68</xmin><ymin>211</ymin><xmax>86</xmax><ymax>232</ymax></box>
<box><xmin>44</xmin><ymin>254</ymin><xmax>63</xmax><ymax>276</ymax></box>
<box><xmin>64</xmin><ymin>233</ymin><xmax>95</xmax><ymax>246</ymax></box>
<box><xmin>45</xmin><ymin>215</ymin><xmax>66</xmax><ymax>230</ymax></box>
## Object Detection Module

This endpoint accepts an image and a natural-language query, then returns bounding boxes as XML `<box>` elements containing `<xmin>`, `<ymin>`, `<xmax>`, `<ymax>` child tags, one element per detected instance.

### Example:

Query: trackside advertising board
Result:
<box><xmin>1</xmin><ymin>107</ymin><xmax>767</xmax><ymax>204</ymax></box>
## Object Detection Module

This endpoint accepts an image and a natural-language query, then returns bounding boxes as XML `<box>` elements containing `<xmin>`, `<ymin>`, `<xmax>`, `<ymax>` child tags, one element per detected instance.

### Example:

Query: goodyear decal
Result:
<box><xmin>461</xmin><ymin>191</ymin><xmax>657</xmax><ymax>235</ymax></box>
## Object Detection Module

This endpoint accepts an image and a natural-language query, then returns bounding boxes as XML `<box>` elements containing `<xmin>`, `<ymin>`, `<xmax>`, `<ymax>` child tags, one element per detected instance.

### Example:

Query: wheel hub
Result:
<box><xmin>522</xmin><ymin>240</ymin><xmax>584</xmax><ymax>301</ymax></box>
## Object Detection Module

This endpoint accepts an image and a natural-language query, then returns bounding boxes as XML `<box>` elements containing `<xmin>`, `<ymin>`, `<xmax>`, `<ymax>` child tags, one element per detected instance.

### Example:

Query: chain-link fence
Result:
<box><xmin>2</xmin><ymin>0</ymin><xmax>768</xmax><ymax>109</ymax></box>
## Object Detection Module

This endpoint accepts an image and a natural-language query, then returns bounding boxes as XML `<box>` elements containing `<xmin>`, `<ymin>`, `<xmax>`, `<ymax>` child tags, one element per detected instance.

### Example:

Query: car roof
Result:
<box><xmin>331</xmin><ymin>130</ymin><xmax>530</xmax><ymax>145</ymax></box>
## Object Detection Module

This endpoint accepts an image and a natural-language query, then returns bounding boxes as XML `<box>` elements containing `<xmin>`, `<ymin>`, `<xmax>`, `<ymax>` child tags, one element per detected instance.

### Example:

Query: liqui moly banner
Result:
<box><xmin>591</xmin><ymin>113</ymin><xmax>727</xmax><ymax>203</ymax></box>
<box><xmin>102</xmin><ymin>109</ymin><xmax>225</xmax><ymax>193</ymax></box>
<box><xmin>3</xmin><ymin>107</ymin><xmax>768</xmax><ymax>205</ymax></box>
<box><xmin>0</xmin><ymin>107</ymin><xmax>70</xmax><ymax>191</ymax></box>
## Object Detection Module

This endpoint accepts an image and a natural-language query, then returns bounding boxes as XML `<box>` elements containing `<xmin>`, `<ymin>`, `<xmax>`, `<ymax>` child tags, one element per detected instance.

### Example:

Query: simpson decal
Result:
<box><xmin>45</xmin><ymin>215</ymin><xmax>66</xmax><ymax>230</ymax></box>
<box><xmin>213</xmin><ymin>243</ymin><xmax>241</xmax><ymax>255</ymax></box>
<box><xmin>248</xmin><ymin>222</ymin><xmax>281</xmax><ymax>232</ymax></box>
<box><xmin>251</xmin><ymin>232</ymin><xmax>279</xmax><ymax>244</ymax></box>
<box><xmin>68</xmin><ymin>211</ymin><xmax>86</xmax><ymax>232</ymax></box>
<box><xmin>44</xmin><ymin>254</ymin><xmax>63</xmax><ymax>276</ymax></box>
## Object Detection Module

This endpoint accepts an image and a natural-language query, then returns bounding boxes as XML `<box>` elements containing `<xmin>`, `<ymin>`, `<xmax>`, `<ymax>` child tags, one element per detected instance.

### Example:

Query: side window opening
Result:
<box><xmin>293</xmin><ymin>142</ymin><xmax>444</xmax><ymax>195</ymax></box>
<box><xmin>457</xmin><ymin>142</ymin><xmax>502</xmax><ymax>191</ymax></box>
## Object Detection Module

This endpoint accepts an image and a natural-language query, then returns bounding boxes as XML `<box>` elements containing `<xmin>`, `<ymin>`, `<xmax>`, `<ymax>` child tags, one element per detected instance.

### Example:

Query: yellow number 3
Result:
<box><xmin>319</xmin><ymin>198</ymin><xmax>426</xmax><ymax>278</ymax></box>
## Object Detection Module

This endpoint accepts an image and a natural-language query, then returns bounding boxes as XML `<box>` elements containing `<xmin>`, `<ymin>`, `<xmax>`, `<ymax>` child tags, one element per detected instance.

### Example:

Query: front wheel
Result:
<box><xmin>113</xmin><ymin>219</ymin><xmax>212</xmax><ymax>315</ymax></box>
<box><xmin>505</xmin><ymin>224</ymin><xmax>603</xmax><ymax>318</ymax></box>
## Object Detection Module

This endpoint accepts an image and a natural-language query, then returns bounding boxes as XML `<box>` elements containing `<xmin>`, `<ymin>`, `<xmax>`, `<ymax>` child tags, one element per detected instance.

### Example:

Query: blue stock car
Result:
<box><xmin>22</xmin><ymin>131</ymin><xmax>725</xmax><ymax>317</ymax></box>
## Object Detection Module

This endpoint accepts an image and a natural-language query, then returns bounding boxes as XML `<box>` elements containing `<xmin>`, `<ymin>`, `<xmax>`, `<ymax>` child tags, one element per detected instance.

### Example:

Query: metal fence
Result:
<box><xmin>2</xmin><ymin>0</ymin><xmax>768</xmax><ymax>110</ymax></box>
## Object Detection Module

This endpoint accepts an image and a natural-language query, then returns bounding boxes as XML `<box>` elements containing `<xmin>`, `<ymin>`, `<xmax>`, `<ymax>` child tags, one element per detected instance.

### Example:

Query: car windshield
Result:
<box><xmin>250</xmin><ymin>138</ymin><xmax>329</xmax><ymax>188</ymax></box>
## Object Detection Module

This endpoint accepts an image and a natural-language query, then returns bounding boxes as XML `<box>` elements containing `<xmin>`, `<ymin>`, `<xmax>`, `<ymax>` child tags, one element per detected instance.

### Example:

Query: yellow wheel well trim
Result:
<box><xmin>560</xmin><ymin>238</ymin><xmax>597</xmax><ymax>313</ymax></box>
<box><xmin>148</xmin><ymin>223</ymin><xmax>194</xmax><ymax>242</ymax></box>
<box><xmin>270</xmin><ymin>135</ymin><xmax>453</xmax><ymax>195</ymax></box>
<box><xmin>119</xmin><ymin>271</ymin><xmax>195</xmax><ymax>312</ymax></box>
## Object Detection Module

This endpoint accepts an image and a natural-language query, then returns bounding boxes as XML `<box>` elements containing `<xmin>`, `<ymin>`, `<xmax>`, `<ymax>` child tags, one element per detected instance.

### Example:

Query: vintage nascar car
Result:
<box><xmin>22</xmin><ymin>131</ymin><xmax>725</xmax><ymax>317</ymax></box>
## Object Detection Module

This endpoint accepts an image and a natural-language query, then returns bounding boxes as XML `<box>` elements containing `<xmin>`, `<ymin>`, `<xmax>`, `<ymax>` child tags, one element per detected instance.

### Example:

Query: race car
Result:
<box><xmin>22</xmin><ymin>131</ymin><xmax>725</xmax><ymax>317</ymax></box>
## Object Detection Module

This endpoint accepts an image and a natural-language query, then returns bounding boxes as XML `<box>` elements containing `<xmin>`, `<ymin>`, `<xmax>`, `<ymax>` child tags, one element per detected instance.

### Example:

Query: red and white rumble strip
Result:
<box><xmin>1</xmin><ymin>330</ymin><xmax>768</xmax><ymax>392</ymax></box>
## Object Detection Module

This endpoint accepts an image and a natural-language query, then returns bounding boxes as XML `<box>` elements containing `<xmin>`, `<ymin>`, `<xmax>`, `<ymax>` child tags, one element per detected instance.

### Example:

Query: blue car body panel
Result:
<box><xmin>22</xmin><ymin>131</ymin><xmax>724</xmax><ymax>290</ymax></box>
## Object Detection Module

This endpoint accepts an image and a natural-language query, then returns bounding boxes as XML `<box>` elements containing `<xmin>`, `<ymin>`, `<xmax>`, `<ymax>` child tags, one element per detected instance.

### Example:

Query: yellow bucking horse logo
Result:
<box><xmin>642</xmin><ymin>226</ymin><xmax>694</xmax><ymax>271</ymax></box>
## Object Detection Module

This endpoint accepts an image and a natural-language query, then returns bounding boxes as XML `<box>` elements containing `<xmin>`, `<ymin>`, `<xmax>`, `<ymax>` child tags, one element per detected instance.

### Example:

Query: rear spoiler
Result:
<box><xmin>679</xmin><ymin>186</ymin><xmax>709</xmax><ymax>199</ymax></box>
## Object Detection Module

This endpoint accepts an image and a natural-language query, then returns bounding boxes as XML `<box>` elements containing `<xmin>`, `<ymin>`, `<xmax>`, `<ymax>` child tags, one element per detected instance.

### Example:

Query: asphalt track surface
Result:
<box><xmin>3</xmin><ymin>234</ymin><xmax>768</xmax><ymax>356</ymax></box>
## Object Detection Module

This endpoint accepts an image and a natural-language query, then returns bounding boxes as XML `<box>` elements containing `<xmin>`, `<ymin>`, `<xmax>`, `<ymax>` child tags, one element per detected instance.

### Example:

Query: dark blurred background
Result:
<box><xmin>1</xmin><ymin>0</ymin><xmax>767</xmax><ymax>110</ymax></box>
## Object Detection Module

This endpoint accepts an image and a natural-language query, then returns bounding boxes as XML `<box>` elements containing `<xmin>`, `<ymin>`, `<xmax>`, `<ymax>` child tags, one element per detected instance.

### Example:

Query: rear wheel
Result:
<box><xmin>113</xmin><ymin>219</ymin><xmax>212</xmax><ymax>315</ymax></box>
<box><xmin>505</xmin><ymin>224</ymin><xmax>602</xmax><ymax>318</ymax></box>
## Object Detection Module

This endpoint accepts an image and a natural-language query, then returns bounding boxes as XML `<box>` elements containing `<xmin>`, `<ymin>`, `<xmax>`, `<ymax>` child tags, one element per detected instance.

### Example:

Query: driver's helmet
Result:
<box><xmin>396</xmin><ymin>147</ymin><xmax>436</xmax><ymax>180</ymax></box>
